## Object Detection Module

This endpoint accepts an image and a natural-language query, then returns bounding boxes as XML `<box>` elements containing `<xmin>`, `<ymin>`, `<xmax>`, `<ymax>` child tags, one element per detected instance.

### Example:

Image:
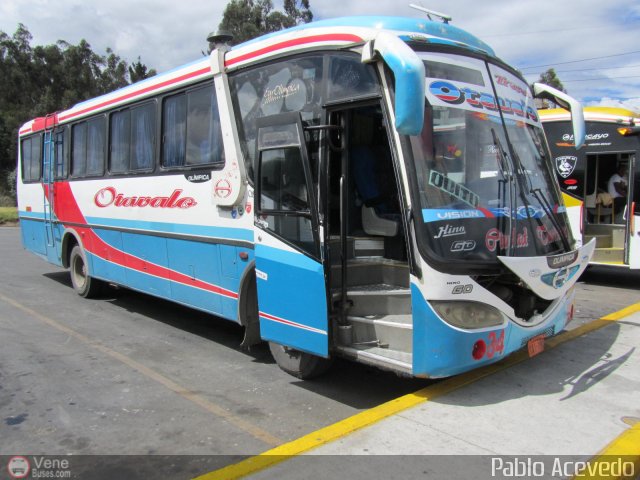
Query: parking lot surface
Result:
<box><xmin>2</xmin><ymin>226</ymin><xmax>640</xmax><ymax>479</ymax></box>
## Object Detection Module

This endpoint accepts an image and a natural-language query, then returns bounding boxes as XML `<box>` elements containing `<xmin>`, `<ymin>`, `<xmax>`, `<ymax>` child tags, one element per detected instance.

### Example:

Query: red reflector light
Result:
<box><xmin>239</xmin><ymin>251</ymin><xmax>249</xmax><ymax>260</ymax></box>
<box><xmin>472</xmin><ymin>339</ymin><xmax>486</xmax><ymax>360</ymax></box>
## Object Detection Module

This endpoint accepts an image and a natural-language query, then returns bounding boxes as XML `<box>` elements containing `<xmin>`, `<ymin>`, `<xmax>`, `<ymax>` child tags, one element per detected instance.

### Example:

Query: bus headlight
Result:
<box><xmin>431</xmin><ymin>300</ymin><xmax>506</xmax><ymax>329</ymax></box>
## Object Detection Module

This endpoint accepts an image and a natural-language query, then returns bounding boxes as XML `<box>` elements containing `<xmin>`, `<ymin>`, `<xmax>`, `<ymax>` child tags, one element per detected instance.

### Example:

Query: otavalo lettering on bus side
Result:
<box><xmin>94</xmin><ymin>187</ymin><xmax>198</xmax><ymax>209</ymax></box>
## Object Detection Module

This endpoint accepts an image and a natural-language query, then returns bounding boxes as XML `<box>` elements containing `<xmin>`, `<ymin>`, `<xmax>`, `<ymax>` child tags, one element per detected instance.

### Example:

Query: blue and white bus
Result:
<box><xmin>17</xmin><ymin>15</ymin><xmax>592</xmax><ymax>379</ymax></box>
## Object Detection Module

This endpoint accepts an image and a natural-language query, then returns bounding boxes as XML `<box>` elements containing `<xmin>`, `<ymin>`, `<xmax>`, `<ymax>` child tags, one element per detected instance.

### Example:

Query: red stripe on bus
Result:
<box><xmin>477</xmin><ymin>207</ymin><xmax>495</xmax><ymax>218</ymax></box>
<box><xmin>25</xmin><ymin>33</ymin><xmax>361</xmax><ymax>133</ymax></box>
<box><xmin>259</xmin><ymin>311</ymin><xmax>326</xmax><ymax>334</ymax></box>
<box><xmin>225</xmin><ymin>33</ymin><xmax>363</xmax><ymax>67</ymax></box>
<box><xmin>53</xmin><ymin>182</ymin><xmax>238</xmax><ymax>300</ymax></box>
<box><xmin>56</xmin><ymin>66</ymin><xmax>212</xmax><ymax>124</ymax></box>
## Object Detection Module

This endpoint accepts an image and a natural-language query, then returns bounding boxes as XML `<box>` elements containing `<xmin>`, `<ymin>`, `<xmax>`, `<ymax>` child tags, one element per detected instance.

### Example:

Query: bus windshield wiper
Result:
<box><xmin>491</xmin><ymin>128</ymin><xmax>514</xmax><ymax>255</ymax></box>
<box><xmin>510</xmin><ymin>147</ymin><xmax>571</xmax><ymax>252</ymax></box>
<box><xmin>491</xmin><ymin>128</ymin><xmax>510</xmax><ymax>182</ymax></box>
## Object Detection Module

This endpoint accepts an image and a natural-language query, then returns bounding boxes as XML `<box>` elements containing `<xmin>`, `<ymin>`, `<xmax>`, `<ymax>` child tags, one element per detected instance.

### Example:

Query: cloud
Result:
<box><xmin>0</xmin><ymin>0</ymin><xmax>225</xmax><ymax>72</ymax></box>
<box><xmin>587</xmin><ymin>97</ymin><xmax>640</xmax><ymax>113</ymax></box>
<box><xmin>1</xmin><ymin>0</ymin><xmax>639</xmax><ymax>106</ymax></box>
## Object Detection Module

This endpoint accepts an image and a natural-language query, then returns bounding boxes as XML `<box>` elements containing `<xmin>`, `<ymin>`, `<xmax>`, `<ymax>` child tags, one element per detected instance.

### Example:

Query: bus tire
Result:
<box><xmin>268</xmin><ymin>342</ymin><xmax>332</xmax><ymax>379</ymax></box>
<box><xmin>69</xmin><ymin>245</ymin><xmax>103</xmax><ymax>298</ymax></box>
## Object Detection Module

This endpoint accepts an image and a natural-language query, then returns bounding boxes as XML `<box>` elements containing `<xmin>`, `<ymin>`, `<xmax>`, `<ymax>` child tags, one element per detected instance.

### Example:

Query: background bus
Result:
<box><xmin>540</xmin><ymin>107</ymin><xmax>640</xmax><ymax>268</ymax></box>
<box><xmin>18</xmin><ymin>15</ymin><xmax>591</xmax><ymax>379</ymax></box>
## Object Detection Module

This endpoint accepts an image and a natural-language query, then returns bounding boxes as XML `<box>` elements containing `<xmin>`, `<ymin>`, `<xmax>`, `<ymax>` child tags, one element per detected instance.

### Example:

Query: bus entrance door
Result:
<box><xmin>253</xmin><ymin>113</ymin><xmax>329</xmax><ymax>357</ymax></box>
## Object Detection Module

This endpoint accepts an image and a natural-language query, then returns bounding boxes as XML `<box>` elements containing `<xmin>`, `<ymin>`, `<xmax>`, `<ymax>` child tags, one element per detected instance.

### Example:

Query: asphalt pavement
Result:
<box><xmin>2</xmin><ymin>225</ymin><xmax>640</xmax><ymax>480</ymax></box>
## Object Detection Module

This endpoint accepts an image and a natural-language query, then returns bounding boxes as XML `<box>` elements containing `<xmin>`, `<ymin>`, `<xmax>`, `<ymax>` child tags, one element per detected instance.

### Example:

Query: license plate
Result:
<box><xmin>527</xmin><ymin>334</ymin><xmax>545</xmax><ymax>357</ymax></box>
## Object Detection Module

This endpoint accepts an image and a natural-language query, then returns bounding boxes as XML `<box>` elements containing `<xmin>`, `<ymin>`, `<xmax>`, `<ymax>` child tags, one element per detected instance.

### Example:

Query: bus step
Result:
<box><xmin>584</xmin><ymin>234</ymin><xmax>612</xmax><ymax>248</ymax></box>
<box><xmin>592</xmin><ymin>247</ymin><xmax>624</xmax><ymax>264</ymax></box>
<box><xmin>330</xmin><ymin>259</ymin><xmax>409</xmax><ymax>288</ymax></box>
<box><xmin>342</xmin><ymin>314</ymin><xmax>412</xmax><ymax>353</ymax></box>
<box><xmin>334</xmin><ymin>344</ymin><xmax>413</xmax><ymax>375</ymax></box>
<box><xmin>611</xmin><ymin>228</ymin><xmax>625</xmax><ymax>248</ymax></box>
<box><xmin>345</xmin><ymin>285</ymin><xmax>411</xmax><ymax>316</ymax></box>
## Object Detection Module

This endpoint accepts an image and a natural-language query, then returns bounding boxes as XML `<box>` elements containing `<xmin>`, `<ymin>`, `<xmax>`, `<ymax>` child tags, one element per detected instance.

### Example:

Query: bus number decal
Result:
<box><xmin>486</xmin><ymin>331</ymin><xmax>504</xmax><ymax>359</ymax></box>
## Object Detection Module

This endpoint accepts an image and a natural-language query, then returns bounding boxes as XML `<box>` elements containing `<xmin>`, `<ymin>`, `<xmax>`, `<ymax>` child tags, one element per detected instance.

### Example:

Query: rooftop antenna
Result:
<box><xmin>409</xmin><ymin>4</ymin><xmax>452</xmax><ymax>24</ymax></box>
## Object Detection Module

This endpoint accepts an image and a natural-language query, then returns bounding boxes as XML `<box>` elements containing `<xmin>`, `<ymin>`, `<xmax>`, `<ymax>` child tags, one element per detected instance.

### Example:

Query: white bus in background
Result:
<box><xmin>541</xmin><ymin>107</ymin><xmax>640</xmax><ymax>268</ymax></box>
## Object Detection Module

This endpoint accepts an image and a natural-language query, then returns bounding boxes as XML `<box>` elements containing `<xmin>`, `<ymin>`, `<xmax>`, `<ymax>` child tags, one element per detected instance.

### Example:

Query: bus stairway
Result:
<box><xmin>585</xmin><ymin>229</ymin><xmax>625</xmax><ymax>265</ymax></box>
<box><xmin>333</xmin><ymin>282</ymin><xmax>413</xmax><ymax>375</ymax></box>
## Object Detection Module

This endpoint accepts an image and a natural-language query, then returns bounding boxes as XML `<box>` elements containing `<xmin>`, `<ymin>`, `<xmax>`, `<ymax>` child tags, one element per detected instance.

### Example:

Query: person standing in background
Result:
<box><xmin>608</xmin><ymin>164</ymin><xmax>628</xmax><ymax>223</ymax></box>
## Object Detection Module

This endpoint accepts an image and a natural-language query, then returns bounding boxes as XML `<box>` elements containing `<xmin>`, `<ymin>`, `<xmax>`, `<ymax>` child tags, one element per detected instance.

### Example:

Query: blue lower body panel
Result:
<box><xmin>412</xmin><ymin>284</ymin><xmax>572</xmax><ymax>377</ymax></box>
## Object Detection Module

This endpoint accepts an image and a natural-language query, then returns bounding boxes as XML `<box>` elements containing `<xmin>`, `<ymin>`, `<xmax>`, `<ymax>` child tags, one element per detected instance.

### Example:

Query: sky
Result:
<box><xmin>2</xmin><ymin>0</ymin><xmax>640</xmax><ymax>112</ymax></box>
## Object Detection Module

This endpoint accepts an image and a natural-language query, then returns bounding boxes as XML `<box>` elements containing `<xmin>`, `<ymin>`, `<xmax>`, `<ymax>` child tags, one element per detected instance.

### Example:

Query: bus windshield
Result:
<box><xmin>409</xmin><ymin>52</ymin><xmax>572</xmax><ymax>269</ymax></box>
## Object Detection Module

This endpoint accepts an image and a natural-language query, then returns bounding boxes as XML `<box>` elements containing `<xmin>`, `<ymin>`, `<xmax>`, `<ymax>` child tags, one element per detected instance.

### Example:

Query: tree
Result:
<box><xmin>0</xmin><ymin>24</ymin><xmax>156</xmax><ymax>202</ymax></box>
<box><xmin>218</xmin><ymin>0</ymin><xmax>313</xmax><ymax>46</ymax></box>
<box><xmin>537</xmin><ymin>68</ymin><xmax>565</xmax><ymax>92</ymax></box>
<box><xmin>535</xmin><ymin>68</ymin><xmax>566</xmax><ymax>109</ymax></box>
<box><xmin>129</xmin><ymin>57</ymin><xmax>157</xmax><ymax>83</ymax></box>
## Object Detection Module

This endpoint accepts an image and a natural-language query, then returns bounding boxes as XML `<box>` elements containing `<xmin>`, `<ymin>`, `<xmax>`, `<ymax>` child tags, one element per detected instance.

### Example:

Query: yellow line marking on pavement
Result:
<box><xmin>0</xmin><ymin>293</ymin><xmax>282</xmax><ymax>447</ymax></box>
<box><xmin>573</xmin><ymin>421</ymin><xmax>640</xmax><ymax>480</ymax></box>
<box><xmin>196</xmin><ymin>303</ymin><xmax>640</xmax><ymax>480</ymax></box>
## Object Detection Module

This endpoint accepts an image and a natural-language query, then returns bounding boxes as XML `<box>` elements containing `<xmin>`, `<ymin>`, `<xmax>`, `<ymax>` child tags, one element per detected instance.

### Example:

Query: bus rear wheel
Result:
<box><xmin>69</xmin><ymin>245</ymin><xmax>103</xmax><ymax>298</ymax></box>
<box><xmin>268</xmin><ymin>342</ymin><xmax>332</xmax><ymax>379</ymax></box>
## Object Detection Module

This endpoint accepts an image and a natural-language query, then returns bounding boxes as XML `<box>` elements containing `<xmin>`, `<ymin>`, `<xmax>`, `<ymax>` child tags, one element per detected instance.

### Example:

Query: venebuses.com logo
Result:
<box><xmin>6</xmin><ymin>456</ymin><xmax>71</xmax><ymax>478</ymax></box>
<box><xmin>7</xmin><ymin>456</ymin><xmax>30</xmax><ymax>479</ymax></box>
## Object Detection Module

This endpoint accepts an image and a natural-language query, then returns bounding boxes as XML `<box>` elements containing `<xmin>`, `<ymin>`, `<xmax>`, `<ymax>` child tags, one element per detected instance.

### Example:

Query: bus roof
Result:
<box><xmin>227</xmin><ymin>16</ymin><xmax>495</xmax><ymax>67</ymax></box>
<box><xmin>19</xmin><ymin>15</ymin><xmax>495</xmax><ymax>136</ymax></box>
<box><xmin>539</xmin><ymin>106</ymin><xmax>640</xmax><ymax>124</ymax></box>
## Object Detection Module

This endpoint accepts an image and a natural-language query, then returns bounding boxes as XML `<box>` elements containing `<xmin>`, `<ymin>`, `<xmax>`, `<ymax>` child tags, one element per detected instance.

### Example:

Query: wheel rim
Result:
<box><xmin>72</xmin><ymin>254</ymin><xmax>87</xmax><ymax>289</ymax></box>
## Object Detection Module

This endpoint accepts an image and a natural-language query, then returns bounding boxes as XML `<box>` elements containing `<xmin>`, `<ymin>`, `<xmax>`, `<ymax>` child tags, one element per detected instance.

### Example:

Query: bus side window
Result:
<box><xmin>71</xmin><ymin>117</ymin><xmax>105</xmax><ymax>178</ymax></box>
<box><xmin>71</xmin><ymin>123</ymin><xmax>87</xmax><ymax>177</ymax></box>
<box><xmin>186</xmin><ymin>86</ymin><xmax>224</xmax><ymax>166</ymax></box>
<box><xmin>21</xmin><ymin>134</ymin><xmax>42</xmax><ymax>183</ymax></box>
<box><xmin>111</xmin><ymin>103</ymin><xmax>156</xmax><ymax>174</ymax></box>
<box><xmin>131</xmin><ymin>103</ymin><xmax>156</xmax><ymax>171</ymax></box>
<box><xmin>162</xmin><ymin>94</ymin><xmax>187</xmax><ymax>168</ymax></box>
<box><xmin>229</xmin><ymin>56</ymin><xmax>324</xmax><ymax>183</ymax></box>
<box><xmin>110</xmin><ymin>109</ymin><xmax>131</xmax><ymax>174</ymax></box>
<box><xmin>232</xmin><ymin>80</ymin><xmax>259</xmax><ymax>180</ymax></box>
<box><xmin>86</xmin><ymin>117</ymin><xmax>106</xmax><ymax>176</ymax></box>
<box><xmin>328</xmin><ymin>55</ymin><xmax>379</xmax><ymax>101</ymax></box>
<box><xmin>54</xmin><ymin>129</ymin><xmax>67</xmax><ymax>180</ymax></box>
<box><xmin>162</xmin><ymin>84</ymin><xmax>224</xmax><ymax>168</ymax></box>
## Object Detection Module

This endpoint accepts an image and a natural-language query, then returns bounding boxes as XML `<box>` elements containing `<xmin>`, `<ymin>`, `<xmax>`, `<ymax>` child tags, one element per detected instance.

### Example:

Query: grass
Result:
<box><xmin>0</xmin><ymin>206</ymin><xmax>18</xmax><ymax>225</ymax></box>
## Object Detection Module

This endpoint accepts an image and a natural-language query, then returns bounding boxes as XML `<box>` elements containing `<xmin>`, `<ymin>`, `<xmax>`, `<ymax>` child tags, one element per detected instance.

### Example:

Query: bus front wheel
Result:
<box><xmin>69</xmin><ymin>245</ymin><xmax>103</xmax><ymax>298</ymax></box>
<box><xmin>268</xmin><ymin>342</ymin><xmax>332</xmax><ymax>379</ymax></box>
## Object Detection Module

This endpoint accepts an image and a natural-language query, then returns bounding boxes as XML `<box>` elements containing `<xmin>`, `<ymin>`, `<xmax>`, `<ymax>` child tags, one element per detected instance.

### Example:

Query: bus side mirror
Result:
<box><xmin>533</xmin><ymin>83</ymin><xmax>585</xmax><ymax>150</ymax></box>
<box><xmin>362</xmin><ymin>33</ymin><xmax>425</xmax><ymax>136</ymax></box>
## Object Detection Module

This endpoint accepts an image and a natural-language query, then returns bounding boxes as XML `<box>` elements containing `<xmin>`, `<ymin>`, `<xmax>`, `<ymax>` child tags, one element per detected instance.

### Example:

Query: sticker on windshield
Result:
<box><xmin>428</xmin><ymin>171</ymin><xmax>480</xmax><ymax>208</ymax></box>
<box><xmin>485</xmin><ymin>226</ymin><xmax>529</xmax><ymax>252</ymax></box>
<box><xmin>428</xmin><ymin>80</ymin><xmax>539</xmax><ymax>125</ymax></box>
<box><xmin>422</xmin><ymin>208</ymin><xmax>488</xmax><ymax>223</ymax></box>
<box><xmin>421</xmin><ymin>204</ymin><xmax>564</xmax><ymax>223</ymax></box>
